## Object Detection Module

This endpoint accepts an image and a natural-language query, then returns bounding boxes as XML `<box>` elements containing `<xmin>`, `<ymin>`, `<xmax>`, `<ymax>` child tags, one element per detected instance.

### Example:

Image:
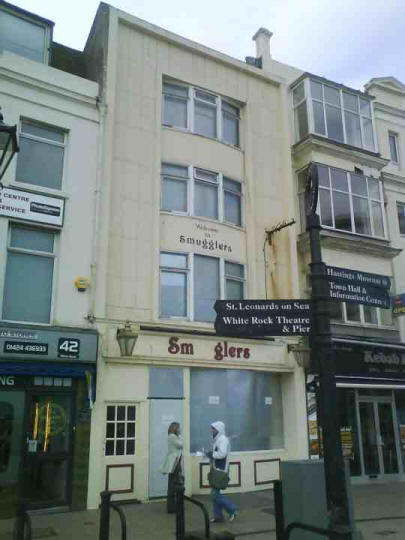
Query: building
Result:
<box><xmin>0</xmin><ymin>1</ymin><xmax>100</xmax><ymax>516</ymax></box>
<box><xmin>84</xmin><ymin>6</ymin><xmax>308</xmax><ymax>507</ymax></box>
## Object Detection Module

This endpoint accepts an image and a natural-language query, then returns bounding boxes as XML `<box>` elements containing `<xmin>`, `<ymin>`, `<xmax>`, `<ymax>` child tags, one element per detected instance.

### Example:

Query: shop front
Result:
<box><xmin>87</xmin><ymin>328</ymin><xmax>308</xmax><ymax>508</ymax></box>
<box><xmin>308</xmin><ymin>338</ymin><xmax>405</xmax><ymax>484</ymax></box>
<box><xmin>0</xmin><ymin>325</ymin><xmax>98</xmax><ymax>518</ymax></box>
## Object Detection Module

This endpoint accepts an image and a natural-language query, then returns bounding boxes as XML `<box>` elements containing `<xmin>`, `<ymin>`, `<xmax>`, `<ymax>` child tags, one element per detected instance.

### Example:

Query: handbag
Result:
<box><xmin>207</xmin><ymin>464</ymin><xmax>230</xmax><ymax>490</ymax></box>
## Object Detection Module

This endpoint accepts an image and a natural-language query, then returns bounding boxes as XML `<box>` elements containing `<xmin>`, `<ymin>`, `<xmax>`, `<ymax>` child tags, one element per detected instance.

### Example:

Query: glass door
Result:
<box><xmin>22</xmin><ymin>392</ymin><xmax>73</xmax><ymax>508</ymax></box>
<box><xmin>357</xmin><ymin>395</ymin><xmax>401</xmax><ymax>480</ymax></box>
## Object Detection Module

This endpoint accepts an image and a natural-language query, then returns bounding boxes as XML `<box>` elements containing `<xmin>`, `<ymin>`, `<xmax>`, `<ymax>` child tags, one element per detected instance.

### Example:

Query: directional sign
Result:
<box><xmin>325</xmin><ymin>266</ymin><xmax>391</xmax><ymax>309</ymax></box>
<box><xmin>214</xmin><ymin>300</ymin><xmax>312</xmax><ymax>337</ymax></box>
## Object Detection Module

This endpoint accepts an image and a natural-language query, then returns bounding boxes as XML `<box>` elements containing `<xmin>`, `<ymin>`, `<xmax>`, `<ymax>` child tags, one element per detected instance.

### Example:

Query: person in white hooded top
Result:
<box><xmin>206</xmin><ymin>421</ymin><xmax>237</xmax><ymax>523</ymax></box>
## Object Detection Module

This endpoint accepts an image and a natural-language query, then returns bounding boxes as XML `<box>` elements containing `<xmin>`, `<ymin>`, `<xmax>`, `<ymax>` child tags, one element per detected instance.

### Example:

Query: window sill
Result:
<box><xmin>298</xmin><ymin>228</ymin><xmax>401</xmax><ymax>258</ymax></box>
<box><xmin>8</xmin><ymin>181</ymin><xmax>70</xmax><ymax>200</ymax></box>
<box><xmin>160</xmin><ymin>211</ymin><xmax>245</xmax><ymax>232</ymax></box>
<box><xmin>1</xmin><ymin>318</ymin><xmax>52</xmax><ymax>327</ymax></box>
<box><xmin>331</xmin><ymin>320</ymin><xmax>396</xmax><ymax>331</ymax></box>
<box><xmin>162</xmin><ymin>125</ymin><xmax>243</xmax><ymax>153</ymax></box>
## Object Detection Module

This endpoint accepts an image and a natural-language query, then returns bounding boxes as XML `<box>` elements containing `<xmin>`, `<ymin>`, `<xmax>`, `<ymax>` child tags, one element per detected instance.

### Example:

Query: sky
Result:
<box><xmin>11</xmin><ymin>0</ymin><xmax>405</xmax><ymax>91</ymax></box>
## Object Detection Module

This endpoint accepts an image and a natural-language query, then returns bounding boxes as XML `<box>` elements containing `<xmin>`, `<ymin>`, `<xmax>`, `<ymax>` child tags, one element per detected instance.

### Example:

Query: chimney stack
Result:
<box><xmin>252</xmin><ymin>27</ymin><xmax>273</xmax><ymax>70</ymax></box>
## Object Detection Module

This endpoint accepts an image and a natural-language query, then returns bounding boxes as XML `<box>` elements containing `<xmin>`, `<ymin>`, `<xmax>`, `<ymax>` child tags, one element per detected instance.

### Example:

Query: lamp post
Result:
<box><xmin>306</xmin><ymin>163</ymin><xmax>352</xmax><ymax>538</ymax></box>
<box><xmin>0</xmin><ymin>109</ymin><xmax>19</xmax><ymax>185</ymax></box>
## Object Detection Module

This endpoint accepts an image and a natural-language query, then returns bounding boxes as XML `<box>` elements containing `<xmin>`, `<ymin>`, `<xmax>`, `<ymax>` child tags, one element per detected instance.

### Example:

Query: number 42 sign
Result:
<box><xmin>58</xmin><ymin>338</ymin><xmax>80</xmax><ymax>359</ymax></box>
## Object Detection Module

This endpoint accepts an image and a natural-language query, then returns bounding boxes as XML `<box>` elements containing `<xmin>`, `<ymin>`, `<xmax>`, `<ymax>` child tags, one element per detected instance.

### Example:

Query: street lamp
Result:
<box><xmin>116</xmin><ymin>322</ymin><xmax>139</xmax><ymax>356</ymax></box>
<box><xmin>0</xmin><ymin>109</ymin><xmax>19</xmax><ymax>185</ymax></box>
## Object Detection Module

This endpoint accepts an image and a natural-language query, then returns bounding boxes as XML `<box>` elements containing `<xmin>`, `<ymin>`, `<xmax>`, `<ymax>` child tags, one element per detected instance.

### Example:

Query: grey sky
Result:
<box><xmin>13</xmin><ymin>0</ymin><xmax>405</xmax><ymax>90</ymax></box>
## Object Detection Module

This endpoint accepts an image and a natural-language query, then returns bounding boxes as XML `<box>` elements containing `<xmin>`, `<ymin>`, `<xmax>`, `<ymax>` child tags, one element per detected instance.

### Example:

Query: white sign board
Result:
<box><xmin>0</xmin><ymin>187</ymin><xmax>64</xmax><ymax>226</ymax></box>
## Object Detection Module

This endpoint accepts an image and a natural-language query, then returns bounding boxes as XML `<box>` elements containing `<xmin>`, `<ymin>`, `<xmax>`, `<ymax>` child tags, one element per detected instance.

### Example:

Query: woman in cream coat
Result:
<box><xmin>160</xmin><ymin>422</ymin><xmax>183</xmax><ymax>513</ymax></box>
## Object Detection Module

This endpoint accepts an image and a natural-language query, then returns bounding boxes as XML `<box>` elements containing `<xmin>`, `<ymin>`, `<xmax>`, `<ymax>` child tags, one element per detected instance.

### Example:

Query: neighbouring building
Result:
<box><xmin>0</xmin><ymin>1</ymin><xmax>100</xmax><ymax>516</ymax></box>
<box><xmin>84</xmin><ymin>6</ymin><xmax>308</xmax><ymax>507</ymax></box>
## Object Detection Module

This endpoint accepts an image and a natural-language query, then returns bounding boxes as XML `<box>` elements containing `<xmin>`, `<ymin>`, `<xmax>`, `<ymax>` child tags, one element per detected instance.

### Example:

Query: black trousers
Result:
<box><xmin>167</xmin><ymin>460</ymin><xmax>182</xmax><ymax>513</ymax></box>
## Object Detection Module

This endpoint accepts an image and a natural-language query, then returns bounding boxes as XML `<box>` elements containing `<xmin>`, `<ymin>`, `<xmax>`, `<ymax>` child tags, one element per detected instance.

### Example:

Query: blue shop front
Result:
<box><xmin>0</xmin><ymin>324</ymin><xmax>98</xmax><ymax>517</ymax></box>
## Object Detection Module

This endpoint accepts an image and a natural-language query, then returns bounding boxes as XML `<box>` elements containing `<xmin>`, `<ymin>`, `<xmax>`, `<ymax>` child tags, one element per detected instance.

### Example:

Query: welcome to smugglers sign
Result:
<box><xmin>214</xmin><ymin>300</ymin><xmax>312</xmax><ymax>337</ymax></box>
<box><xmin>325</xmin><ymin>266</ymin><xmax>391</xmax><ymax>309</ymax></box>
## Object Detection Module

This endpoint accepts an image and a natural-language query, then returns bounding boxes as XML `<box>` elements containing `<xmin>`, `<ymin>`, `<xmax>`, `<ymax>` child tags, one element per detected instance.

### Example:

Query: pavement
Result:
<box><xmin>0</xmin><ymin>483</ymin><xmax>404</xmax><ymax>540</ymax></box>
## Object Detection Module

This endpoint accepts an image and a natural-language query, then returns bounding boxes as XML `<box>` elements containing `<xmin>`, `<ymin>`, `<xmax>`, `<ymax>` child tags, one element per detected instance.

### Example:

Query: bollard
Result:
<box><xmin>99</xmin><ymin>491</ymin><xmax>112</xmax><ymax>540</ymax></box>
<box><xmin>175</xmin><ymin>475</ymin><xmax>186</xmax><ymax>540</ymax></box>
<box><xmin>13</xmin><ymin>498</ymin><xmax>31</xmax><ymax>540</ymax></box>
<box><xmin>273</xmin><ymin>480</ymin><xmax>285</xmax><ymax>540</ymax></box>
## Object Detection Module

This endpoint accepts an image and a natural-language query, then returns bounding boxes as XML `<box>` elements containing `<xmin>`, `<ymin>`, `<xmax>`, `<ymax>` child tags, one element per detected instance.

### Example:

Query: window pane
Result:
<box><xmin>160</xmin><ymin>271</ymin><xmax>187</xmax><ymax>317</ymax></box>
<box><xmin>363</xmin><ymin>306</ymin><xmax>378</xmax><ymax>324</ymax></box>
<box><xmin>352</xmin><ymin>196</ymin><xmax>371</xmax><ymax>235</ymax></box>
<box><xmin>325</xmin><ymin>105</ymin><xmax>344</xmax><ymax>142</ymax></box>
<box><xmin>223</xmin><ymin>178</ymin><xmax>241</xmax><ymax>193</ymax></box>
<box><xmin>222</xmin><ymin>101</ymin><xmax>238</xmax><ymax>115</ymax></box>
<box><xmin>225</xmin><ymin>262</ymin><xmax>244</xmax><ymax>278</ymax></box>
<box><xmin>332</xmin><ymin>192</ymin><xmax>352</xmax><ymax>231</ymax></box>
<box><xmin>116</xmin><ymin>423</ymin><xmax>125</xmax><ymax>438</ymax></box>
<box><xmin>350</xmin><ymin>174</ymin><xmax>367</xmax><ymax>196</ymax></box>
<box><xmin>346</xmin><ymin>303</ymin><xmax>361</xmax><ymax>321</ymax></box>
<box><xmin>163</xmin><ymin>95</ymin><xmax>187</xmax><ymax>128</ymax></box>
<box><xmin>331</xmin><ymin>169</ymin><xmax>348</xmax><ymax>192</ymax></box>
<box><xmin>194</xmin><ymin>255</ymin><xmax>219</xmax><ymax>322</ymax></box>
<box><xmin>222</xmin><ymin>112</ymin><xmax>239</xmax><ymax>145</ymax></box>
<box><xmin>160</xmin><ymin>253</ymin><xmax>187</xmax><ymax>269</ymax></box>
<box><xmin>371</xmin><ymin>201</ymin><xmax>384</xmax><ymax>237</ymax></box>
<box><xmin>0</xmin><ymin>10</ymin><xmax>45</xmax><ymax>62</ymax></box>
<box><xmin>226</xmin><ymin>279</ymin><xmax>244</xmax><ymax>300</ymax></box>
<box><xmin>10</xmin><ymin>227</ymin><xmax>54</xmax><ymax>252</ymax></box>
<box><xmin>194</xmin><ymin>181</ymin><xmax>218</xmax><ymax>220</ymax></box>
<box><xmin>295</xmin><ymin>101</ymin><xmax>308</xmax><ymax>140</ymax></box>
<box><xmin>163</xmin><ymin>83</ymin><xmax>188</xmax><ymax>98</ymax></box>
<box><xmin>345</xmin><ymin>112</ymin><xmax>362</xmax><ymax>147</ymax></box>
<box><xmin>127</xmin><ymin>406</ymin><xmax>136</xmax><ymax>420</ymax></box>
<box><xmin>317</xmin><ymin>165</ymin><xmax>330</xmax><ymax>187</ymax></box>
<box><xmin>162</xmin><ymin>163</ymin><xmax>188</xmax><ymax>177</ymax></box>
<box><xmin>107</xmin><ymin>406</ymin><xmax>115</xmax><ymax>421</ymax></box>
<box><xmin>324</xmin><ymin>86</ymin><xmax>340</xmax><ymax>106</ymax></box>
<box><xmin>310</xmin><ymin>81</ymin><xmax>323</xmax><ymax>101</ymax></box>
<box><xmin>194</xmin><ymin>101</ymin><xmax>216</xmax><ymax>138</ymax></box>
<box><xmin>368</xmin><ymin>178</ymin><xmax>381</xmax><ymax>200</ymax></box>
<box><xmin>343</xmin><ymin>92</ymin><xmax>358</xmax><ymax>113</ymax></box>
<box><xmin>3</xmin><ymin>252</ymin><xmax>53</xmax><ymax>322</ymax></box>
<box><xmin>127</xmin><ymin>423</ymin><xmax>135</xmax><ymax>438</ymax></box>
<box><xmin>380</xmin><ymin>306</ymin><xmax>393</xmax><ymax>326</ymax></box>
<box><xmin>117</xmin><ymin>406</ymin><xmax>125</xmax><ymax>420</ymax></box>
<box><xmin>105</xmin><ymin>441</ymin><xmax>114</xmax><ymax>456</ymax></box>
<box><xmin>362</xmin><ymin>118</ymin><xmax>375</xmax><ymax>151</ymax></box>
<box><xmin>21</xmin><ymin>122</ymin><xmax>64</xmax><ymax>143</ymax></box>
<box><xmin>194</xmin><ymin>168</ymin><xmax>217</xmax><ymax>183</ymax></box>
<box><xmin>398</xmin><ymin>204</ymin><xmax>405</xmax><ymax>235</ymax></box>
<box><xmin>162</xmin><ymin>178</ymin><xmax>187</xmax><ymax>212</ymax></box>
<box><xmin>329</xmin><ymin>301</ymin><xmax>343</xmax><ymax>321</ymax></box>
<box><xmin>16</xmin><ymin>137</ymin><xmax>64</xmax><ymax>189</ymax></box>
<box><xmin>195</xmin><ymin>90</ymin><xmax>216</xmax><ymax>103</ymax></box>
<box><xmin>106</xmin><ymin>423</ymin><xmax>115</xmax><ymax>438</ymax></box>
<box><xmin>389</xmin><ymin>134</ymin><xmax>399</xmax><ymax>162</ymax></box>
<box><xmin>116</xmin><ymin>441</ymin><xmax>125</xmax><ymax>455</ymax></box>
<box><xmin>126</xmin><ymin>440</ymin><xmax>135</xmax><ymax>455</ymax></box>
<box><xmin>312</xmin><ymin>101</ymin><xmax>326</xmax><ymax>135</ymax></box>
<box><xmin>293</xmin><ymin>83</ymin><xmax>305</xmax><ymax>105</ymax></box>
<box><xmin>319</xmin><ymin>189</ymin><xmax>333</xmax><ymax>227</ymax></box>
<box><xmin>224</xmin><ymin>191</ymin><xmax>241</xmax><ymax>226</ymax></box>
<box><xmin>360</xmin><ymin>98</ymin><xmax>371</xmax><ymax>117</ymax></box>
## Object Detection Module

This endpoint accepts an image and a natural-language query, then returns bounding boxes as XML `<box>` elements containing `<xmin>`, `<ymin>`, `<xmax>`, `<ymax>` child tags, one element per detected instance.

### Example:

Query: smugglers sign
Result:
<box><xmin>214</xmin><ymin>300</ymin><xmax>312</xmax><ymax>337</ymax></box>
<box><xmin>325</xmin><ymin>265</ymin><xmax>391</xmax><ymax>309</ymax></box>
<box><xmin>0</xmin><ymin>187</ymin><xmax>64</xmax><ymax>227</ymax></box>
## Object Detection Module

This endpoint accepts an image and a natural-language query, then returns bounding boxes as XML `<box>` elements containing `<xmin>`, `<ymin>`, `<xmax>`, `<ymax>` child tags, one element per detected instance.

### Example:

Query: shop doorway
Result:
<box><xmin>22</xmin><ymin>391</ymin><xmax>74</xmax><ymax>508</ymax></box>
<box><xmin>357</xmin><ymin>393</ymin><xmax>402</xmax><ymax>481</ymax></box>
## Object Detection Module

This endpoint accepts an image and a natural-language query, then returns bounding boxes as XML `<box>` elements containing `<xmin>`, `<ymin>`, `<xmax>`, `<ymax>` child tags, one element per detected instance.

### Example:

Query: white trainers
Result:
<box><xmin>228</xmin><ymin>512</ymin><xmax>237</xmax><ymax>522</ymax></box>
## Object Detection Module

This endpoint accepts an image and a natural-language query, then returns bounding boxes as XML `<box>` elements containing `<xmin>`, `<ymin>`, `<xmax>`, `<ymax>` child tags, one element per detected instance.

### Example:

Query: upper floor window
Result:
<box><xmin>161</xmin><ymin>163</ymin><xmax>242</xmax><ymax>227</ymax></box>
<box><xmin>298</xmin><ymin>164</ymin><xmax>385</xmax><ymax>239</ymax></box>
<box><xmin>16</xmin><ymin>121</ymin><xmax>65</xmax><ymax>190</ymax></box>
<box><xmin>389</xmin><ymin>132</ymin><xmax>399</xmax><ymax>164</ymax></box>
<box><xmin>292</xmin><ymin>78</ymin><xmax>375</xmax><ymax>152</ymax></box>
<box><xmin>162</xmin><ymin>81</ymin><xmax>240</xmax><ymax>146</ymax></box>
<box><xmin>159</xmin><ymin>252</ymin><xmax>245</xmax><ymax>323</ymax></box>
<box><xmin>330</xmin><ymin>301</ymin><xmax>393</xmax><ymax>327</ymax></box>
<box><xmin>2</xmin><ymin>225</ymin><xmax>55</xmax><ymax>323</ymax></box>
<box><xmin>0</xmin><ymin>8</ymin><xmax>49</xmax><ymax>63</ymax></box>
<box><xmin>398</xmin><ymin>203</ymin><xmax>405</xmax><ymax>235</ymax></box>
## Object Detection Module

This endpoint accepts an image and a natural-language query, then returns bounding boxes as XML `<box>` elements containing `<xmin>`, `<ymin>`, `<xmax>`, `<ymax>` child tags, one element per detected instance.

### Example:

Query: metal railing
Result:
<box><xmin>175</xmin><ymin>476</ymin><xmax>210</xmax><ymax>540</ymax></box>
<box><xmin>13</xmin><ymin>499</ymin><xmax>32</xmax><ymax>540</ymax></box>
<box><xmin>99</xmin><ymin>491</ymin><xmax>127</xmax><ymax>540</ymax></box>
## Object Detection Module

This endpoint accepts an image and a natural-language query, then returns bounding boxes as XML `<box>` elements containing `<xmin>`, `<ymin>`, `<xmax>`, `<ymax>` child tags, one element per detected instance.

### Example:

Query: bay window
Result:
<box><xmin>162</xmin><ymin>80</ymin><xmax>240</xmax><ymax>146</ymax></box>
<box><xmin>298</xmin><ymin>164</ymin><xmax>385</xmax><ymax>238</ymax></box>
<box><xmin>292</xmin><ymin>77</ymin><xmax>375</xmax><ymax>152</ymax></box>
<box><xmin>161</xmin><ymin>163</ymin><xmax>243</xmax><ymax>227</ymax></box>
<box><xmin>159</xmin><ymin>252</ymin><xmax>245</xmax><ymax>322</ymax></box>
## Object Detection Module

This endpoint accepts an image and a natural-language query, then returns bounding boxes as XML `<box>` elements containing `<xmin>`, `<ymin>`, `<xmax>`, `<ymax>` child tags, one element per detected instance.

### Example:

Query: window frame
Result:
<box><xmin>159</xmin><ymin>251</ymin><xmax>245</xmax><ymax>322</ymax></box>
<box><xmin>160</xmin><ymin>163</ymin><xmax>243</xmax><ymax>227</ymax></box>
<box><xmin>330</xmin><ymin>301</ymin><xmax>393</xmax><ymax>328</ymax></box>
<box><xmin>162</xmin><ymin>79</ymin><xmax>241</xmax><ymax>147</ymax></box>
<box><xmin>389</xmin><ymin>132</ymin><xmax>400</xmax><ymax>164</ymax></box>
<box><xmin>0</xmin><ymin>5</ymin><xmax>51</xmax><ymax>64</ymax></box>
<box><xmin>1</xmin><ymin>224</ymin><xmax>57</xmax><ymax>325</ymax></box>
<box><xmin>292</xmin><ymin>78</ymin><xmax>377</xmax><ymax>152</ymax></box>
<box><xmin>16</xmin><ymin>119</ymin><xmax>67</xmax><ymax>191</ymax></box>
<box><xmin>104</xmin><ymin>403</ymin><xmax>137</xmax><ymax>457</ymax></box>
<box><xmin>397</xmin><ymin>202</ymin><xmax>405</xmax><ymax>236</ymax></box>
